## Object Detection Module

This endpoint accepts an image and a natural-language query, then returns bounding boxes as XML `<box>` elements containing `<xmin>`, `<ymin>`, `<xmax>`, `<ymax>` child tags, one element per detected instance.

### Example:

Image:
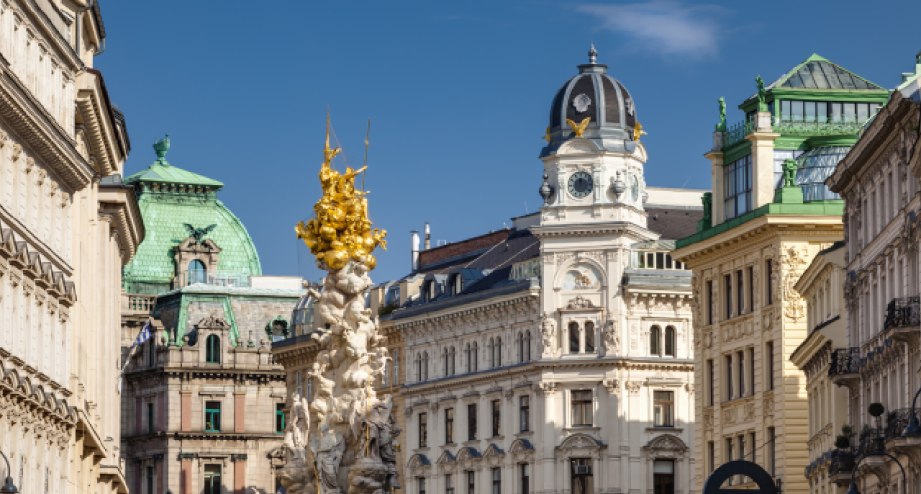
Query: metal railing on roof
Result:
<box><xmin>723</xmin><ymin>120</ymin><xmax>753</xmax><ymax>147</ymax></box>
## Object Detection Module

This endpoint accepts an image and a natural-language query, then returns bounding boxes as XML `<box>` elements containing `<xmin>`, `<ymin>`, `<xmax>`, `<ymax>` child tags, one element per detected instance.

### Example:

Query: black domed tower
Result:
<box><xmin>537</xmin><ymin>47</ymin><xmax>649</xmax><ymax>226</ymax></box>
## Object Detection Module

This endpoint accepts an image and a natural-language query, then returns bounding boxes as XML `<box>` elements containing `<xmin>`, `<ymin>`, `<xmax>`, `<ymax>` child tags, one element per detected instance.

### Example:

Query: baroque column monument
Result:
<box><xmin>281</xmin><ymin>122</ymin><xmax>395</xmax><ymax>493</ymax></box>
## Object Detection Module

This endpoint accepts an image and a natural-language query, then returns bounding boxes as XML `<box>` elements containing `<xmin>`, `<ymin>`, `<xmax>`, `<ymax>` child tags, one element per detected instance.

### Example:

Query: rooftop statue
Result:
<box><xmin>756</xmin><ymin>75</ymin><xmax>768</xmax><ymax>112</ymax></box>
<box><xmin>283</xmin><ymin>118</ymin><xmax>396</xmax><ymax>494</ymax></box>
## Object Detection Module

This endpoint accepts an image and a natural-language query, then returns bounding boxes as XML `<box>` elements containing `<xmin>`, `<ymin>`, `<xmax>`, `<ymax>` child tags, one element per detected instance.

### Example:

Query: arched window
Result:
<box><xmin>665</xmin><ymin>326</ymin><xmax>677</xmax><ymax>357</ymax></box>
<box><xmin>525</xmin><ymin>331</ymin><xmax>531</xmax><ymax>361</ymax></box>
<box><xmin>472</xmin><ymin>342</ymin><xmax>479</xmax><ymax>372</ymax></box>
<box><xmin>517</xmin><ymin>332</ymin><xmax>524</xmax><ymax>363</ymax></box>
<box><xmin>495</xmin><ymin>337</ymin><xmax>502</xmax><ymax>366</ymax></box>
<box><xmin>188</xmin><ymin>259</ymin><xmax>207</xmax><ymax>285</ymax></box>
<box><xmin>449</xmin><ymin>346</ymin><xmax>456</xmax><ymax>375</ymax></box>
<box><xmin>584</xmin><ymin>322</ymin><xmax>595</xmax><ymax>353</ymax></box>
<box><xmin>650</xmin><ymin>325</ymin><xmax>662</xmax><ymax>356</ymax></box>
<box><xmin>205</xmin><ymin>334</ymin><xmax>221</xmax><ymax>363</ymax></box>
<box><xmin>569</xmin><ymin>322</ymin><xmax>580</xmax><ymax>353</ymax></box>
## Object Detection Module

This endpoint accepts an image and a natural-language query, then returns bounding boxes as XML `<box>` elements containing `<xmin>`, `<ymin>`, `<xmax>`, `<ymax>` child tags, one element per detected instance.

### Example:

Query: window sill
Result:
<box><xmin>647</xmin><ymin>426</ymin><xmax>682</xmax><ymax>433</ymax></box>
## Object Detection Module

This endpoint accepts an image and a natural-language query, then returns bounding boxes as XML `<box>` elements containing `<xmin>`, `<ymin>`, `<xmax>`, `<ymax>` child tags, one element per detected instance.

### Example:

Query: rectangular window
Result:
<box><xmin>570</xmin><ymin>458</ymin><xmax>594</xmax><ymax>494</ymax></box>
<box><xmin>204</xmin><ymin>464</ymin><xmax>221</xmax><ymax>494</ymax></box>
<box><xmin>747</xmin><ymin>347</ymin><xmax>755</xmax><ymax>395</ymax></box>
<box><xmin>446</xmin><ymin>473</ymin><xmax>454</xmax><ymax>494</ymax></box>
<box><xmin>724</xmin><ymin>274</ymin><xmax>732</xmax><ymax>319</ymax></box>
<box><xmin>418</xmin><ymin>477</ymin><xmax>426</xmax><ymax>494</ymax></box>
<box><xmin>653</xmin><ymin>390</ymin><xmax>674</xmax><ymax>427</ymax></box>
<box><xmin>467</xmin><ymin>471</ymin><xmax>475</xmax><ymax>494</ymax></box>
<box><xmin>707</xmin><ymin>441</ymin><xmax>715</xmax><ymax>473</ymax></box>
<box><xmin>147</xmin><ymin>402</ymin><xmax>155</xmax><ymax>434</ymax></box>
<box><xmin>706</xmin><ymin>359</ymin><xmax>715</xmax><ymax>406</ymax></box>
<box><xmin>736</xmin><ymin>269</ymin><xmax>744</xmax><ymax>315</ymax></box>
<box><xmin>748</xmin><ymin>431</ymin><xmax>756</xmax><ymax>462</ymax></box>
<box><xmin>653</xmin><ymin>460</ymin><xmax>675</xmax><ymax>494</ymax></box>
<box><xmin>520</xmin><ymin>463</ymin><xmax>530</xmax><ymax>494</ymax></box>
<box><xmin>571</xmin><ymin>390</ymin><xmax>593</xmax><ymax>426</ymax></box>
<box><xmin>468</xmin><ymin>403</ymin><xmax>478</xmax><ymax>440</ymax></box>
<box><xmin>491</xmin><ymin>467</ymin><xmax>501</xmax><ymax>494</ymax></box>
<box><xmin>766</xmin><ymin>341</ymin><xmax>775</xmax><ymax>390</ymax></box>
<box><xmin>830</xmin><ymin>102</ymin><xmax>843</xmax><ymax>123</ymax></box>
<box><xmin>765</xmin><ymin>259</ymin><xmax>774</xmax><ymax>305</ymax></box>
<box><xmin>737</xmin><ymin>350</ymin><xmax>745</xmax><ymax>397</ymax></box>
<box><xmin>791</xmin><ymin>100</ymin><xmax>804</xmax><ymax>122</ymax></box>
<box><xmin>707</xmin><ymin>280</ymin><xmax>714</xmax><ymax>325</ymax></box>
<box><xmin>723</xmin><ymin>155</ymin><xmax>752</xmax><ymax>219</ymax></box>
<box><xmin>724</xmin><ymin>355</ymin><xmax>733</xmax><ymax>401</ymax></box>
<box><xmin>747</xmin><ymin>266</ymin><xmax>754</xmax><ymax>312</ymax></box>
<box><xmin>445</xmin><ymin>408</ymin><xmax>454</xmax><ymax>444</ymax></box>
<box><xmin>205</xmin><ymin>401</ymin><xmax>221</xmax><ymax>432</ymax></box>
<box><xmin>519</xmin><ymin>395</ymin><xmax>530</xmax><ymax>432</ymax></box>
<box><xmin>780</xmin><ymin>100</ymin><xmax>790</xmax><ymax>120</ymax></box>
<box><xmin>491</xmin><ymin>399</ymin><xmax>501</xmax><ymax>437</ymax></box>
<box><xmin>418</xmin><ymin>412</ymin><xmax>428</xmax><ymax>448</ymax></box>
<box><xmin>275</xmin><ymin>403</ymin><xmax>285</xmax><ymax>434</ymax></box>
<box><xmin>146</xmin><ymin>465</ymin><xmax>154</xmax><ymax>494</ymax></box>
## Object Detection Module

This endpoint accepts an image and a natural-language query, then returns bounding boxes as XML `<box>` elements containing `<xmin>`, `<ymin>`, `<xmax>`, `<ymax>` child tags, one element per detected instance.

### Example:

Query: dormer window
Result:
<box><xmin>188</xmin><ymin>259</ymin><xmax>207</xmax><ymax>285</ymax></box>
<box><xmin>205</xmin><ymin>334</ymin><xmax>221</xmax><ymax>363</ymax></box>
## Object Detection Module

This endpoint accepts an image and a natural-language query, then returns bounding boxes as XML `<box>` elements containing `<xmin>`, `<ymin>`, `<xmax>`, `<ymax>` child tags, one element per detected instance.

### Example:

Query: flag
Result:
<box><xmin>133</xmin><ymin>319</ymin><xmax>153</xmax><ymax>347</ymax></box>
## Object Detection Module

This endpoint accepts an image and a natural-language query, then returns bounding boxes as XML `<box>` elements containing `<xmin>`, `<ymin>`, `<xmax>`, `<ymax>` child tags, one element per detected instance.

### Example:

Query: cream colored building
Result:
<box><xmin>790</xmin><ymin>242</ymin><xmax>850</xmax><ymax>494</ymax></box>
<box><xmin>824</xmin><ymin>56</ymin><xmax>921</xmax><ymax>494</ymax></box>
<box><xmin>0</xmin><ymin>1</ymin><xmax>142</xmax><ymax>493</ymax></box>
<box><xmin>673</xmin><ymin>54</ymin><xmax>888</xmax><ymax>492</ymax></box>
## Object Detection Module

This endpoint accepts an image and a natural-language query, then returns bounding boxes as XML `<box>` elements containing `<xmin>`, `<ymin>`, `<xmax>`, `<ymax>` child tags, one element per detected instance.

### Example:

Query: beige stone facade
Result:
<box><xmin>0</xmin><ymin>1</ymin><xmax>142</xmax><ymax>493</ymax></box>
<box><xmin>790</xmin><ymin>243</ymin><xmax>851</xmax><ymax>494</ymax></box>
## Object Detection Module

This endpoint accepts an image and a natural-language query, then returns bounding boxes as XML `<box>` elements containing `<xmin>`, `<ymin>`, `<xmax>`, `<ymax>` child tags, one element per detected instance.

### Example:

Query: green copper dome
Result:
<box><xmin>122</xmin><ymin>137</ymin><xmax>262</xmax><ymax>294</ymax></box>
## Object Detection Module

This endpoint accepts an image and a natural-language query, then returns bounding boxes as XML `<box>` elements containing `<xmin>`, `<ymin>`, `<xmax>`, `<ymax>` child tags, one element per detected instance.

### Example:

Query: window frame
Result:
<box><xmin>418</xmin><ymin>412</ymin><xmax>428</xmax><ymax>448</ymax></box>
<box><xmin>204</xmin><ymin>400</ymin><xmax>221</xmax><ymax>433</ymax></box>
<box><xmin>519</xmin><ymin>395</ymin><xmax>530</xmax><ymax>433</ymax></box>
<box><xmin>570</xmin><ymin>390</ymin><xmax>593</xmax><ymax>427</ymax></box>
<box><xmin>653</xmin><ymin>390</ymin><xmax>675</xmax><ymax>427</ymax></box>
<box><xmin>445</xmin><ymin>407</ymin><xmax>454</xmax><ymax>444</ymax></box>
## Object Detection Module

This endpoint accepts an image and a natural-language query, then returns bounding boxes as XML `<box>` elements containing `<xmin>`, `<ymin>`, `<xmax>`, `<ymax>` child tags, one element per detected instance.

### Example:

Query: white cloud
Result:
<box><xmin>577</xmin><ymin>1</ymin><xmax>724</xmax><ymax>59</ymax></box>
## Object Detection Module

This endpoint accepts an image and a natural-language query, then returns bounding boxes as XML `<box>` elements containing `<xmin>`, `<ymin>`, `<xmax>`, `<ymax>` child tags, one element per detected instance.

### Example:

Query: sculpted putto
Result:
<box><xmin>281</xmin><ymin>121</ymin><xmax>397</xmax><ymax>494</ymax></box>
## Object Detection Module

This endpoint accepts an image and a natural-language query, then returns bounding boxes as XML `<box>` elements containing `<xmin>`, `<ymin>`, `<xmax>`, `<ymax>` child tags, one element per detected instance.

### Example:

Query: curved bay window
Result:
<box><xmin>187</xmin><ymin>259</ymin><xmax>207</xmax><ymax>285</ymax></box>
<box><xmin>205</xmin><ymin>334</ymin><xmax>221</xmax><ymax>363</ymax></box>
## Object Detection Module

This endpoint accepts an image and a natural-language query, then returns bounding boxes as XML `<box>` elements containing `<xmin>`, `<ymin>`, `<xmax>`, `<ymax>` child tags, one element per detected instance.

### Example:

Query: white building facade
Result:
<box><xmin>393</xmin><ymin>49</ymin><xmax>699</xmax><ymax>494</ymax></box>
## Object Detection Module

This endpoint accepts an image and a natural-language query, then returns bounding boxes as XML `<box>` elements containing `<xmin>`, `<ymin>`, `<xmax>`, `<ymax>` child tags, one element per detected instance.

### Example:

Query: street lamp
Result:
<box><xmin>0</xmin><ymin>450</ymin><xmax>18</xmax><ymax>494</ymax></box>
<box><xmin>846</xmin><ymin>403</ymin><xmax>907</xmax><ymax>494</ymax></box>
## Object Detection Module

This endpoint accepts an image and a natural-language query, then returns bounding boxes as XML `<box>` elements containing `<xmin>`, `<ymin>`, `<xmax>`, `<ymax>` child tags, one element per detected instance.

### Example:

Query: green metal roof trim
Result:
<box><xmin>675</xmin><ymin>200</ymin><xmax>843</xmax><ymax>249</ymax></box>
<box><xmin>125</xmin><ymin>161</ymin><xmax>224</xmax><ymax>188</ymax></box>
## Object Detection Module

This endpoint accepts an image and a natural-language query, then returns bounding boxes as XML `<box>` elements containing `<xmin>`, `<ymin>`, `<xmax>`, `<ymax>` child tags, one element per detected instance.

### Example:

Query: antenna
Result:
<box><xmin>362</xmin><ymin>119</ymin><xmax>371</xmax><ymax>192</ymax></box>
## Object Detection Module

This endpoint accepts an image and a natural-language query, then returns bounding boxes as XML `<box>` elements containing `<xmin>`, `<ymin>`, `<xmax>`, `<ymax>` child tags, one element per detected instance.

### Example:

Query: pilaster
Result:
<box><xmin>747</xmin><ymin>113</ymin><xmax>780</xmax><ymax>210</ymax></box>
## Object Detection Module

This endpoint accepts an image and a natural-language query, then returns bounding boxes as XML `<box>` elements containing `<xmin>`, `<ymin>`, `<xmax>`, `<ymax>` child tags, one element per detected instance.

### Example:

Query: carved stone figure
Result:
<box><xmin>541</xmin><ymin>313</ymin><xmax>556</xmax><ymax>355</ymax></box>
<box><xmin>603</xmin><ymin>319</ymin><xmax>619</xmax><ymax>354</ymax></box>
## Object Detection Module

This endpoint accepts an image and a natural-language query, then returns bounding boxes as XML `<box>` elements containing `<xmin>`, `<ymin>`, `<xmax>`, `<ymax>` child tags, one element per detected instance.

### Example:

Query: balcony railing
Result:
<box><xmin>827</xmin><ymin>449</ymin><xmax>855</xmax><ymax>476</ymax></box>
<box><xmin>723</xmin><ymin>120</ymin><xmax>753</xmax><ymax>147</ymax></box>
<box><xmin>883</xmin><ymin>296</ymin><xmax>920</xmax><ymax>330</ymax></box>
<box><xmin>828</xmin><ymin>347</ymin><xmax>860</xmax><ymax>377</ymax></box>
<box><xmin>123</xmin><ymin>293</ymin><xmax>156</xmax><ymax>314</ymax></box>
<box><xmin>771</xmin><ymin>119</ymin><xmax>865</xmax><ymax>137</ymax></box>
<box><xmin>885</xmin><ymin>408</ymin><xmax>918</xmax><ymax>441</ymax></box>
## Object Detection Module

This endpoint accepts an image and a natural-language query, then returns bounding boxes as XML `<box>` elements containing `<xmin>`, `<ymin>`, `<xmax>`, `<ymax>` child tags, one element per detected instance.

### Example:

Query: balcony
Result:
<box><xmin>122</xmin><ymin>293</ymin><xmax>156</xmax><ymax>316</ymax></box>
<box><xmin>828</xmin><ymin>347</ymin><xmax>860</xmax><ymax>387</ymax></box>
<box><xmin>827</xmin><ymin>449</ymin><xmax>855</xmax><ymax>486</ymax></box>
<box><xmin>883</xmin><ymin>296</ymin><xmax>920</xmax><ymax>343</ymax></box>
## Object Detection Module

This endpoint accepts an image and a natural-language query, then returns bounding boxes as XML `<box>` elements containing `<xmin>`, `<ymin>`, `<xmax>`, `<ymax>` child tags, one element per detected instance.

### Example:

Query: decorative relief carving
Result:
<box><xmin>603</xmin><ymin>319</ymin><xmax>619</xmax><ymax>355</ymax></box>
<box><xmin>603</xmin><ymin>379</ymin><xmax>619</xmax><ymax>395</ymax></box>
<box><xmin>625</xmin><ymin>381</ymin><xmax>641</xmax><ymax>395</ymax></box>
<box><xmin>537</xmin><ymin>382</ymin><xmax>557</xmax><ymax>395</ymax></box>
<box><xmin>540</xmin><ymin>313</ymin><xmax>558</xmax><ymax>358</ymax></box>
<box><xmin>566</xmin><ymin>296</ymin><xmax>594</xmax><ymax>309</ymax></box>
<box><xmin>781</xmin><ymin>247</ymin><xmax>808</xmax><ymax>322</ymax></box>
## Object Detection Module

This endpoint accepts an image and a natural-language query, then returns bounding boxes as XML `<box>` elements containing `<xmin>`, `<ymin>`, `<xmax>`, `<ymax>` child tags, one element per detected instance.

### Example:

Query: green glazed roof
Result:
<box><xmin>123</xmin><ymin>140</ymin><xmax>261</xmax><ymax>293</ymax></box>
<box><xmin>769</xmin><ymin>53</ymin><xmax>884</xmax><ymax>91</ymax></box>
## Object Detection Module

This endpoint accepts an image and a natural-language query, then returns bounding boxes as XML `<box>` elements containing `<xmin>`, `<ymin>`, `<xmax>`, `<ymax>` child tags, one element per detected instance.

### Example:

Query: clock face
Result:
<box><xmin>568</xmin><ymin>171</ymin><xmax>593</xmax><ymax>198</ymax></box>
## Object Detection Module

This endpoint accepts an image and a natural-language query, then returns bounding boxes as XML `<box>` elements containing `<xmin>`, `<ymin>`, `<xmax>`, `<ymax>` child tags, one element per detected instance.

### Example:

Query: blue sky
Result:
<box><xmin>97</xmin><ymin>1</ymin><xmax>921</xmax><ymax>283</ymax></box>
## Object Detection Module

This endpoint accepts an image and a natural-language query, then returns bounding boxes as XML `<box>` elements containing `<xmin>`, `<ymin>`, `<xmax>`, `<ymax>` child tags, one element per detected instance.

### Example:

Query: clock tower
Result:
<box><xmin>533</xmin><ymin>46</ymin><xmax>659</xmax><ymax>359</ymax></box>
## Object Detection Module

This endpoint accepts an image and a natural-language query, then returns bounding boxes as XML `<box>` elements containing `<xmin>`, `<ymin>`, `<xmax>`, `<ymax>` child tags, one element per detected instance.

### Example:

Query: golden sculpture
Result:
<box><xmin>632</xmin><ymin>121</ymin><xmax>647</xmax><ymax>142</ymax></box>
<box><xmin>566</xmin><ymin>116</ymin><xmax>591</xmax><ymax>137</ymax></box>
<box><xmin>295</xmin><ymin>119</ymin><xmax>387</xmax><ymax>271</ymax></box>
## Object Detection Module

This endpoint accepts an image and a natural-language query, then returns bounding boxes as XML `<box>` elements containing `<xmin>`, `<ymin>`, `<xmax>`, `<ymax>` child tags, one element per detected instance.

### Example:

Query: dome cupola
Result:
<box><xmin>543</xmin><ymin>46</ymin><xmax>640</xmax><ymax>156</ymax></box>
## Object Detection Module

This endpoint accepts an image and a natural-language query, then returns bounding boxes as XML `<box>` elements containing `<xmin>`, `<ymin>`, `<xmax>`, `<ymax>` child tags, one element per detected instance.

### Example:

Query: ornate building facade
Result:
<box><xmin>0</xmin><ymin>1</ymin><xmax>141</xmax><ymax>493</ymax></box>
<box><xmin>789</xmin><ymin>242</ymin><xmax>850</xmax><ymax>494</ymax></box>
<box><xmin>824</xmin><ymin>56</ymin><xmax>921</xmax><ymax>494</ymax></box>
<box><xmin>120</xmin><ymin>143</ymin><xmax>305</xmax><ymax>494</ymax></box>
<box><xmin>380</xmin><ymin>50</ymin><xmax>701</xmax><ymax>494</ymax></box>
<box><xmin>673</xmin><ymin>54</ymin><xmax>889</xmax><ymax>492</ymax></box>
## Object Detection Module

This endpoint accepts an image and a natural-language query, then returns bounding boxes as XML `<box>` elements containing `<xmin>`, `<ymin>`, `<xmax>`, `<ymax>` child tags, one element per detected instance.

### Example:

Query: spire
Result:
<box><xmin>153</xmin><ymin>134</ymin><xmax>170</xmax><ymax>164</ymax></box>
<box><xmin>588</xmin><ymin>43</ymin><xmax>598</xmax><ymax>64</ymax></box>
<box><xmin>323</xmin><ymin>112</ymin><xmax>341</xmax><ymax>164</ymax></box>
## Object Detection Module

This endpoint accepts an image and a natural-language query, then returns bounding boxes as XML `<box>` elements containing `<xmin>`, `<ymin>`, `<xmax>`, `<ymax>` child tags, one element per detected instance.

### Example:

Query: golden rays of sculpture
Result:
<box><xmin>566</xmin><ymin>116</ymin><xmax>591</xmax><ymax>137</ymax></box>
<box><xmin>295</xmin><ymin>120</ymin><xmax>387</xmax><ymax>271</ymax></box>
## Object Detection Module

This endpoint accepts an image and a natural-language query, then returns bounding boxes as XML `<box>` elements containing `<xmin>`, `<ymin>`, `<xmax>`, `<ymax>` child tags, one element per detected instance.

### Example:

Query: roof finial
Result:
<box><xmin>588</xmin><ymin>43</ymin><xmax>598</xmax><ymax>64</ymax></box>
<box><xmin>153</xmin><ymin>134</ymin><xmax>170</xmax><ymax>164</ymax></box>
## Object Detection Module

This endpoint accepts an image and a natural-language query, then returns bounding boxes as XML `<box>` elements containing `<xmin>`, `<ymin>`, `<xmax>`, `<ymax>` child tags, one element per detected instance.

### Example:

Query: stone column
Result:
<box><xmin>232</xmin><ymin>455</ymin><xmax>247</xmax><ymax>494</ymax></box>
<box><xmin>180</xmin><ymin>459</ymin><xmax>192</xmax><ymax>494</ymax></box>
<box><xmin>234</xmin><ymin>391</ymin><xmax>246</xmax><ymax>432</ymax></box>
<box><xmin>180</xmin><ymin>391</ymin><xmax>191</xmax><ymax>432</ymax></box>
<box><xmin>706</xmin><ymin>148</ymin><xmax>725</xmax><ymax>225</ymax></box>
<box><xmin>747</xmin><ymin>113</ymin><xmax>780</xmax><ymax>210</ymax></box>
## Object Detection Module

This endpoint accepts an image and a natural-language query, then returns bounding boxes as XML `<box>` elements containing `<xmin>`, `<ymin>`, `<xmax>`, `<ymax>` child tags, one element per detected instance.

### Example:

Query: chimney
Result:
<box><xmin>424</xmin><ymin>222</ymin><xmax>431</xmax><ymax>249</ymax></box>
<box><xmin>411</xmin><ymin>230</ymin><xmax>420</xmax><ymax>271</ymax></box>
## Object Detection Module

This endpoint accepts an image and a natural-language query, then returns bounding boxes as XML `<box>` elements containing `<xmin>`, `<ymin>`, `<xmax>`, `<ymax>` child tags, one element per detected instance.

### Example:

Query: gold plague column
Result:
<box><xmin>282</xmin><ymin>121</ymin><xmax>394</xmax><ymax>494</ymax></box>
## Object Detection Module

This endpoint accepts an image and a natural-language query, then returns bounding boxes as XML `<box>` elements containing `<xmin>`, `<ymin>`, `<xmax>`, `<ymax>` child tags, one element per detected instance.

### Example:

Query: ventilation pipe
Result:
<box><xmin>411</xmin><ymin>230</ymin><xmax>420</xmax><ymax>271</ymax></box>
<box><xmin>424</xmin><ymin>222</ymin><xmax>431</xmax><ymax>250</ymax></box>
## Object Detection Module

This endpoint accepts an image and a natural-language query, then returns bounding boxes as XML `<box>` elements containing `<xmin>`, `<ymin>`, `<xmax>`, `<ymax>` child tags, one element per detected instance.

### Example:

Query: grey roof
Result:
<box><xmin>646</xmin><ymin>207</ymin><xmax>703</xmax><ymax>240</ymax></box>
